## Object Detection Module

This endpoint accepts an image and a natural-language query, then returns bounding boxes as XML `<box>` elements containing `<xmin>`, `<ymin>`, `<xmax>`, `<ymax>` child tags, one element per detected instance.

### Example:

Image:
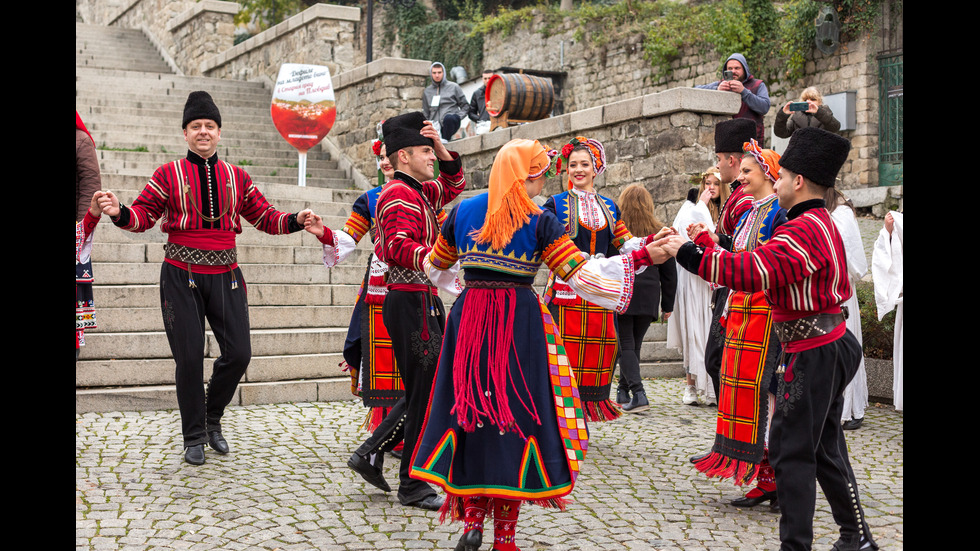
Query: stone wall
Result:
<box><xmin>78</xmin><ymin>1</ymin><xmax>361</xmax><ymax>83</ymax></box>
<box><xmin>480</xmin><ymin>7</ymin><xmax>896</xmax><ymax>195</ymax></box>
<box><xmin>323</xmin><ymin>57</ymin><xmax>433</xmax><ymax>189</ymax></box>
<box><xmin>450</xmin><ymin>88</ymin><xmax>742</xmax><ymax>225</ymax></box>
<box><xmin>203</xmin><ymin>4</ymin><xmax>361</xmax><ymax>83</ymax></box>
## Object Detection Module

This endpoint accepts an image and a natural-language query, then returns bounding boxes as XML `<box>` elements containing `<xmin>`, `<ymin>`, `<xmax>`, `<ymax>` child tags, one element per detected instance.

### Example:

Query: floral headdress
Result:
<box><xmin>559</xmin><ymin>136</ymin><xmax>606</xmax><ymax>190</ymax></box>
<box><xmin>527</xmin><ymin>148</ymin><xmax>559</xmax><ymax>180</ymax></box>
<box><xmin>742</xmin><ymin>139</ymin><xmax>781</xmax><ymax>183</ymax></box>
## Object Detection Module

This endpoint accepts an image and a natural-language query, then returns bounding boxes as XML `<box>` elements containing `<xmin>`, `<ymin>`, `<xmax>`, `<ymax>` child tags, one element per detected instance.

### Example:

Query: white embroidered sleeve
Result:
<box><xmin>566</xmin><ymin>253</ymin><xmax>636</xmax><ymax>313</ymax></box>
<box><xmin>423</xmin><ymin>256</ymin><xmax>463</xmax><ymax>298</ymax></box>
<box><xmin>320</xmin><ymin>230</ymin><xmax>359</xmax><ymax>267</ymax></box>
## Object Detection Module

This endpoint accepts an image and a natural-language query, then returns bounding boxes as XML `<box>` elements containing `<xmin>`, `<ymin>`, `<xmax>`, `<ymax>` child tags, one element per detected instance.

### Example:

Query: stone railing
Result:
<box><xmin>80</xmin><ymin>1</ymin><xmax>361</xmax><ymax>82</ymax></box>
<box><xmin>202</xmin><ymin>3</ymin><xmax>361</xmax><ymax>82</ymax></box>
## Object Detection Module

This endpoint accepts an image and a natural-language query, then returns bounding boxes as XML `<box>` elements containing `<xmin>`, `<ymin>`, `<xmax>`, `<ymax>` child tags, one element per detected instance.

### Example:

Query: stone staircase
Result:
<box><xmin>75</xmin><ymin>22</ymin><xmax>683</xmax><ymax>414</ymax></box>
<box><xmin>75</xmin><ymin>22</ymin><xmax>369</xmax><ymax>413</ymax></box>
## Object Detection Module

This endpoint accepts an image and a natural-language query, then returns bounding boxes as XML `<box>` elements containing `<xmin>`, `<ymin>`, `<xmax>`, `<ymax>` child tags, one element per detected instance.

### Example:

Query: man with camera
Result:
<box><xmin>696</xmin><ymin>53</ymin><xmax>771</xmax><ymax>143</ymax></box>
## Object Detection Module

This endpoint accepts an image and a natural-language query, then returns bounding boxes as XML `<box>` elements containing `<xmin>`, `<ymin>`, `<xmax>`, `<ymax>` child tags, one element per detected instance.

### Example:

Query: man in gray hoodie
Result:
<box><xmin>696</xmin><ymin>53</ymin><xmax>771</xmax><ymax>143</ymax></box>
<box><xmin>421</xmin><ymin>62</ymin><xmax>468</xmax><ymax>142</ymax></box>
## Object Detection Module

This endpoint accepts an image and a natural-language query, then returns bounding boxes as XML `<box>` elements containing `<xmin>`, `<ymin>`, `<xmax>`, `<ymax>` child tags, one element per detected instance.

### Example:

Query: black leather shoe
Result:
<box><xmin>622</xmin><ymin>390</ymin><xmax>649</xmax><ymax>413</ymax></box>
<box><xmin>406</xmin><ymin>494</ymin><xmax>444</xmax><ymax>511</ymax></box>
<box><xmin>454</xmin><ymin>528</ymin><xmax>483</xmax><ymax>551</ymax></box>
<box><xmin>842</xmin><ymin>417</ymin><xmax>864</xmax><ymax>430</ymax></box>
<box><xmin>184</xmin><ymin>444</ymin><xmax>205</xmax><ymax>465</ymax></box>
<box><xmin>730</xmin><ymin>489</ymin><xmax>777</xmax><ymax>507</ymax></box>
<box><xmin>208</xmin><ymin>431</ymin><xmax>230</xmax><ymax>454</ymax></box>
<box><xmin>348</xmin><ymin>453</ymin><xmax>392</xmax><ymax>492</ymax></box>
<box><xmin>831</xmin><ymin>533</ymin><xmax>878</xmax><ymax>551</ymax></box>
<box><xmin>689</xmin><ymin>450</ymin><xmax>711</xmax><ymax>464</ymax></box>
<box><xmin>616</xmin><ymin>388</ymin><xmax>630</xmax><ymax>405</ymax></box>
<box><xmin>388</xmin><ymin>448</ymin><xmax>403</xmax><ymax>460</ymax></box>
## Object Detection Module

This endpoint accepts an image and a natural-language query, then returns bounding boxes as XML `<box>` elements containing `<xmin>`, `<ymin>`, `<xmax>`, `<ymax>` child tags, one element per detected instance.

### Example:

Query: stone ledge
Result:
<box><xmin>333</xmin><ymin>57</ymin><xmax>432</xmax><ymax>90</ymax></box>
<box><xmin>167</xmin><ymin>0</ymin><xmax>239</xmax><ymax>33</ymax></box>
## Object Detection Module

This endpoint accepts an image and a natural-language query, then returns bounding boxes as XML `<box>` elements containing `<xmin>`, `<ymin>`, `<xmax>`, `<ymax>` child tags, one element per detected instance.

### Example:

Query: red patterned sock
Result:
<box><xmin>492</xmin><ymin>499</ymin><xmax>522</xmax><ymax>551</ymax></box>
<box><xmin>463</xmin><ymin>496</ymin><xmax>490</xmax><ymax>534</ymax></box>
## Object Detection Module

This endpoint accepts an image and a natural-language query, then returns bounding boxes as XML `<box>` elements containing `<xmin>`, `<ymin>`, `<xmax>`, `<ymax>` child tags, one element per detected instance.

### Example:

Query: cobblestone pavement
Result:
<box><xmin>76</xmin><ymin>378</ymin><xmax>903</xmax><ymax>550</ymax></box>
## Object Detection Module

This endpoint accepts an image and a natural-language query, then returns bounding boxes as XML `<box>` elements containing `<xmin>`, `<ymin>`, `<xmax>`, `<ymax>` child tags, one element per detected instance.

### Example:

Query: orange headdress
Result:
<box><xmin>472</xmin><ymin>139</ymin><xmax>553</xmax><ymax>249</ymax></box>
<box><xmin>742</xmin><ymin>139</ymin><xmax>781</xmax><ymax>183</ymax></box>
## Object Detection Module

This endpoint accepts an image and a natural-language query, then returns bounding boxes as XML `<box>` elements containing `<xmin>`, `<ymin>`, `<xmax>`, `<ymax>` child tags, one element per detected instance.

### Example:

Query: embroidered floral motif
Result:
<box><xmin>776</xmin><ymin>360</ymin><xmax>804</xmax><ymax>416</ymax></box>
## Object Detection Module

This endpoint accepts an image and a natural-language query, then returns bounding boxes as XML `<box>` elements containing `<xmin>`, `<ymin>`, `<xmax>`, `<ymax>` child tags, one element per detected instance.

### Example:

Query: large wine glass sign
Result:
<box><xmin>270</xmin><ymin>64</ymin><xmax>337</xmax><ymax>187</ymax></box>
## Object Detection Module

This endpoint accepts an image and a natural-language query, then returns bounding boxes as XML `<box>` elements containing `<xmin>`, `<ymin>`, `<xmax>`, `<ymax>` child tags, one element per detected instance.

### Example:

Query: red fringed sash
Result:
<box><xmin>694</xmin><ymin>289</ymin><xmax>777</xmax><ymax>485</ymax></box>
<box><xmin>452</xmin><ymin>287</ymin><xmax>541</xmax><ymax>440</ymax></box>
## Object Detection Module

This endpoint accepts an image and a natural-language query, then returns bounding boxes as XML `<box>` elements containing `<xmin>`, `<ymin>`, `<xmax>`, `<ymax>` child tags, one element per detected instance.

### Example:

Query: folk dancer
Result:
<box><xmin>410</xmin><ymin>138</ymin><xmax>669</xmax><ymax>551</ymax></box>
<box><xmin>97</xmin><ymin>91</ymin><xmax>314</xmax><ymax>465</ymax></box>
<box><xmin>663</xmin><ymin>127</ymin><xmax>879</xmax><ymax>551</ymax></box>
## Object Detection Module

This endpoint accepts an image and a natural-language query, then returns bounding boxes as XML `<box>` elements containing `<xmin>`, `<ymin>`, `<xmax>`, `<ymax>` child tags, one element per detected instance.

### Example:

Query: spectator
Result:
<box><xmin>468</xmin><ymin>69</ymin><xmax>493</xmax><ymax>124</ymax></box>
<box><xmin>696</xmin><ymin>53</ymin><xmax>771</xmax><ymax>143</ymax></box>
<box><xmin>773</xmin><ymin>87</ymin><xmax>842</xmax><ymax>139</ymax></box>
<box><xmin>422</xmin><ymin>62</ymin><xmax>468</xmax><ymax>142</ymax></box>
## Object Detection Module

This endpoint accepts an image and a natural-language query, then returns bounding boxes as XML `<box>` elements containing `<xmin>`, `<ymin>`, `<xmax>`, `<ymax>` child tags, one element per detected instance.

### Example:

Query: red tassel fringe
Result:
<box><xmin>692</xmin><ymin>450</ymin><xmax>760</xmax><ymax>486</ymax></box>
<box><xmin>583</xmin><ymin>399</ymin><xmax>623</xmax><ymax>422</ymax></box>
<box><xmin>438</xmin><ymin>494</ymin><xmax>571</xmax><ymax>525</ymax></box>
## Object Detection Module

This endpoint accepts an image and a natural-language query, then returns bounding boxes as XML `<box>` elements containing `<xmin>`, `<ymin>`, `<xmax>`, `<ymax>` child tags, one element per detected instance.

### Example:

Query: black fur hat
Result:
<box><xmin>779</xmin><ymin>127</ymin><xmax>851</xmax><ymax>188</ymax></box>
<box><xmin>381</xmin><ymin>112</ymin><xmax>432</xmax><ymax>158</ymax></box>
<box><xmin>714</xmin><ymin>118</ymin><xmax>756</xmax><ymax>154</ymax></box>
<box><xmin>182</xmin><ymin>91</ymin><xmax>221</xmax><ymax>128</ymax></box>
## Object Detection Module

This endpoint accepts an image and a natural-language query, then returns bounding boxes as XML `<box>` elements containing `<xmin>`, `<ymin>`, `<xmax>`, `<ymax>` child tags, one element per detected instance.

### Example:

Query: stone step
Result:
<box><xmin>91</xmin><ymin>283</ymin><xmax>359</xmax><ymax>309</ymax></box>
<box><xmin>80</xmin><ymin>326</ymin><xmax>350</xmax><ymax>360</ymax></box>
<box><xmin>94</xmin><ymin>304</ymin><xmax>355</xmax><ymax>332</ymax></box>
<box><xmin>74</xmin><ymin>377</ymin><xmax>354</xmax><ymax>414</ymax></box>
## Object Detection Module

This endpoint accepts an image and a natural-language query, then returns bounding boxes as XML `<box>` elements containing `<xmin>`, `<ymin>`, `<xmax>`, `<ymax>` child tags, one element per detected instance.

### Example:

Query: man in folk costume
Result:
<box><xmin>541</xmin><ymin>136</ymin><xmax>654</xmax><ymax>421</ymax></box>
<box><xmin>689</xmin><ymin>140</ymin><xmax>787</xmax><ymax>510</ymax></box>
<box><xmin>97</xmin><ymin>91</ymin><xmax>314</xmax><ymax>465</ymax></box>
<box><xmin>701</xmin><ymin>118</ymin><xmax>758</xmax><ymax>403</ymax></box>
<box><xmin>662</xmin><ymin>127</ymin><xmax>879</xmax><ymax>551</ymax></box>
<box><xmin>410</xmin><ymin>138</ymin><xmax>667</xmax><ymax>551</ymax></box>
<box><xmin>303</xmin><ymin>137</ymin><xmax>407</xmax><ymax>474</ymax></box>
<box><xmin>347</xmin><ymin>112</ymin><xmax>465</xmax><ymax>511</ymax></box>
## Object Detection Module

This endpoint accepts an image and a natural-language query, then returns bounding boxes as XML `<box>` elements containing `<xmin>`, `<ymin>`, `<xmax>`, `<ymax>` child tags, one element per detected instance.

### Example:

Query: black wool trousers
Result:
<box><xmin>769</xmin><ymin>330</ymin><xmax>876</xmax><ymax>551</ymax></box>
<box><xmin>160</xmin><ymin>262</ymin><xmax>251</xmax><ymax>448</ymax></box>
<box><xmin>359</xmin><ymin>289</ymin><xmax>444</xmax><ymax>505</ymax></box>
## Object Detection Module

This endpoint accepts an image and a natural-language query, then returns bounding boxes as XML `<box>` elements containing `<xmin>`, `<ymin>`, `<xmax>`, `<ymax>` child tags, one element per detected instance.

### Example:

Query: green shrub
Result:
<box><xmin>854</xmin><ymin>279</ymin><xmax>895</xmax><ymax>360</ymax></box>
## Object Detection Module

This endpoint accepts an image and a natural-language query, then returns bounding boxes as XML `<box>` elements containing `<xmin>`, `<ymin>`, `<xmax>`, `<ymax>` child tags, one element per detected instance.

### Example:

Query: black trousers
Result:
<box><xmin>616</xmin><ymin>314</ymin><xmax>654</xmax><ymax>394</ymax></box>
<box><xmin>703</xmin><ymin>287</ymin><xmax>729</xmax><ymax>398</ymax></box>
<box><xmin>770</xmin><ymin>330</ymin><xmax>876</xmax><ymax>551</ymax></box>
<box><xmin>160</xmin><ymin>262</ymin><xmax>251</xmax><ymax>448</ymax></box>
<box><xmin>356</xmin><ymin>289</ymin><xmax>444</xmax><ymax>505</ymax></box>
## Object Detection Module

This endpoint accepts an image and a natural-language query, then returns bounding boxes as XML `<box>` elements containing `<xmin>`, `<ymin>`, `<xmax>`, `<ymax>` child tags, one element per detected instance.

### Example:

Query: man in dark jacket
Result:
<box><xmin>468</xmin><ymin>69</ymin><xmax>493</xmax><ymax>125</ymax></box>
<box><xmin>696</xmin><ymin>53</ymin><xmax>771</xmax><ymax>143</ymax></box>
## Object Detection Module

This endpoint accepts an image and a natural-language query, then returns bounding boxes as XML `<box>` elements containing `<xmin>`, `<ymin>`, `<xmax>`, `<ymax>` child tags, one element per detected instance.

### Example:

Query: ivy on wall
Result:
<box><xmin>468</xmin><ymin>0</ymin><xmax>887</xmax><ymax>84</ymax></box>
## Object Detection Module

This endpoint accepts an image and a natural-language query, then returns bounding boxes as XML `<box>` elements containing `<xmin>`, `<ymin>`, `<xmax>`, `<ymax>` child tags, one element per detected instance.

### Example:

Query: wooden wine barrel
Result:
<box><xmin>485</xmin><ymin>73</ymin><xmax>555</xmax><ymax>125</ymax></box>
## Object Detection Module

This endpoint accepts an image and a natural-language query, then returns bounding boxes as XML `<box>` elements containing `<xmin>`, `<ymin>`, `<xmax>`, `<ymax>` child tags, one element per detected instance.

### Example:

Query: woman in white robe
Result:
<box><xmin>829</xmin><ymin>193</ymin><xmax>869</xmax><ymax>428</ymax></box>
<box><xmin>666</xmin><ymin>169</ymin><xmax>726</xmax><ymax>406</ymax></box>
<box><xmin>872</xmin><ymin>211</ymin><xmax>903</xmax><ymax>412</ymax></box>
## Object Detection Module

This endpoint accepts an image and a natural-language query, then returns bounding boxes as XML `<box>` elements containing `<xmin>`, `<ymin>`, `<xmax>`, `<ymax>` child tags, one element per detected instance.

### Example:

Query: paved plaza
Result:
<box><xmin>76</xmin><ymin>377</ymin><xmax>903</xmax><ymax>550</ymax></box>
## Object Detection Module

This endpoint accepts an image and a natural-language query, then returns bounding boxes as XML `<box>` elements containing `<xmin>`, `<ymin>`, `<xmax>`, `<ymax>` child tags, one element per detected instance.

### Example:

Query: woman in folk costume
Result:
<box><xmin>827</xmin><ymin>189</ymin><xmax>870</xmax><ymax>429</ymax></box>
<box><xmin>689</xmin><ymin>139</ymin><xmax>787</xmax><ymax>509</ymax></box>
<box><xmin>77</xmin><ymin>193</ymin><xmax>102</xmax><ymax>353</ymax></box>
<box><xmin>542</xmin><ymin>136</ymin><xmax>652</xmax><ymax>421</ymax></box>
<box><xmin>76</xmin><ymin>112</ymin><xmax>102</xmax><ymax>355</ymax></box>
<box><xmin>669</xmin><ymin>168</ymin><xmax>728</xmax><ymax>406</ymax></box>
<box><xmin>411</xmin><ymin>139</ymin><xmax>664</xmax><ymax>551</ymax></box>
<box><xmin>872</xmin><ymin>211</ymin><xmax>903</xmax><ymax>412</ymax></box>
